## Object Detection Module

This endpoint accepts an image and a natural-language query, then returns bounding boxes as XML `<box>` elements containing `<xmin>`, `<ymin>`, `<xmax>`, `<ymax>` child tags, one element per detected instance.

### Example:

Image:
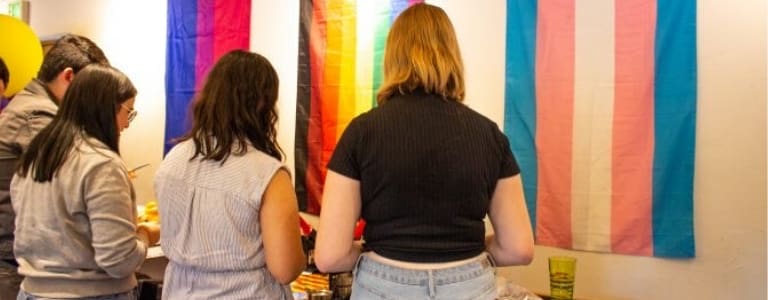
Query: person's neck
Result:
<box><xmin>35</xmin><ymin>79</ymin><xmax>61</xmax><ymax>104</ymax></box>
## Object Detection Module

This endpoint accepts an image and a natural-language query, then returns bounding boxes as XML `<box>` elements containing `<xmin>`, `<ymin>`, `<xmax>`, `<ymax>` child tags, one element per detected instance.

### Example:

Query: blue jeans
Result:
<box><xmin>17</xmin><ymin>289</ymin><xmax>137</xmax><ymax>300</ymax></box>
<box><xmin>350</xmin><ymin>253</ymin><xmax>497</xmax><ymax>300</ymax></box>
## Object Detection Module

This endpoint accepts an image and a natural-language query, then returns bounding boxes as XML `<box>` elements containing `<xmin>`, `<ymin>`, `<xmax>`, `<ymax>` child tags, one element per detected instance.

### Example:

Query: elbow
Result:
<box><xmin>266</xmin><ymin>244</ymin><xmax>307</xmax><ymax>284</ymax></box>
<box><xmin>315</xmin><ymin>262</ymin><xmax>336</xmax><ymax>274</ymax></box>
<box><xmin>314</xmin><ymin>251</ymin><xmax>335</xmax><ymax>274</ymax></box>
<box><xmin>516</xmin><ymin>244</ymin><xmax>534</xmax><ymax>265</ymax></box>
<box><xmin>101</xmin><ymin>259</ymin><xmax>144</xmax><ymax>279</ymax></box>
<box><xmin>491</xmin><ymin>238</ymin><xmax>535</xmax><ymax>266</ymax></box>
<box><xmin>97</xmin><ymin>244</ymin><xmax>146</xmax><ymax>278</ymax></box>
<box><xmin>508</xmin><ymin>237</ymin><xmax>535</xmax><ymax>266</ymax></box>
<box><xmin>314</xmin><ymin>234</ymin><xmax>361</xmax><ymax>273</ymax></box>
<box><xmin>314</xmin><ymin>248</ymin><xmax>347</xmax><ymax>274</ymax></box>
<box><xmin>269</xmin><ymin>259</ymin><xmax>306</xmax><ymax>285</ymax></box>
<box><xmin>272</xmin><ymin>270</ymin><xmax>303</xmax><ymax>285</ymax></box>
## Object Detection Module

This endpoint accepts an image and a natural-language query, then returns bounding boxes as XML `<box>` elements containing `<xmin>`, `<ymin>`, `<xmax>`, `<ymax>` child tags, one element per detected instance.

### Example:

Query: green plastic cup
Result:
<box><xmin>549</xmin><ymin>256</ymin><xmax>577</xmax><ymax>300</ymax></box>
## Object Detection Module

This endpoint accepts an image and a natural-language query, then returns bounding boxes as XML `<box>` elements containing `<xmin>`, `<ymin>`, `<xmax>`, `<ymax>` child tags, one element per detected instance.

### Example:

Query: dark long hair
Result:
<box><xmin>17</xmin><ymin>65</ymin><xmax>136</xmax><ymax>181</ymax></box>
<box><xmin>179</xmin><ymin>50</ymin><xmax>283</xmax><ymax>163</ymax></box>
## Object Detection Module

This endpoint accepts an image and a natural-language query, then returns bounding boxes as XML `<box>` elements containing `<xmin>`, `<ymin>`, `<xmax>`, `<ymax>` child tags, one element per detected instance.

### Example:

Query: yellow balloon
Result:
<box><xmin>0</xmin><ymin>15</ymin><xmax>43</xmax><ymax>97</ymax></box>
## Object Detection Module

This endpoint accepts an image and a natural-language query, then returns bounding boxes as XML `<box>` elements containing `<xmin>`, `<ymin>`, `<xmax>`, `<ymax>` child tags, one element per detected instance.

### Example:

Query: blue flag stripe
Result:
<box><xmin>504</xmin><ymin>0</ymin><xmax>539</xmax><ymax>234</ymax></box>
<box><xmin>652</xmin><ymin>0</ymin><xmax>697</xmax><ymax>257</ymax></box>
<box><xmin>165</xmin><ymin>0</ymin><xmax>198</xmax><ymax>155</ymax></box>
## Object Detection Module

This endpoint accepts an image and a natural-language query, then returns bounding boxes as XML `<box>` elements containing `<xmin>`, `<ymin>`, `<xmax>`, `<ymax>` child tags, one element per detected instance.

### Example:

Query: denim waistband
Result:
<box><xmin>354</xmin><ymin>253</ymin><xmax>494</xmax><ymax>286</ymax></box>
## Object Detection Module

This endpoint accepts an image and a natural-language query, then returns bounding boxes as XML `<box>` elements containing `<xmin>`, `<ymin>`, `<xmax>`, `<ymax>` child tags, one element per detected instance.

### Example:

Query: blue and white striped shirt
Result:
<box><xmin>155</xmin><ymin>140</ymin><xmax>292</xmax><ymax>299</ymax></box>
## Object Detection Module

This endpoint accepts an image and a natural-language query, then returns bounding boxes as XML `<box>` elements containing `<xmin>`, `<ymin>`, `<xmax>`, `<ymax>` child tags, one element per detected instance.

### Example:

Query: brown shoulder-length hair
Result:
<box><xmin>179</xmin><ymin>50</ymin><xmax>283</xmax><ymax>163</ymax></box>
<box><xmin>376</xmin><ymin>3</ymin><xmax>465</xmax><ymax>104</ymax></box>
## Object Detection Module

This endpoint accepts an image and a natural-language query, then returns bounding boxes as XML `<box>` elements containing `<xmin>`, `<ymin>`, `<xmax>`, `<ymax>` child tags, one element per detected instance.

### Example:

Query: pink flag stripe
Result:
<box><xmin>611</xmin><ymin>0</ymin><xmax>656</xmax><ymax>255</ymax></box>
<box><xmin>194</xmin><ymin>0</ymin><xmax>214</xmax><ymax>89</ymax></box>
<box><xmin>534</xmin><ymin>0</ymin><xmax>575</xmax><ymax>248</ymax></box>
<box><xmin>212</xmin><ymin>0</ymin><xmax>251</xmax><ymax>59</ymax></box>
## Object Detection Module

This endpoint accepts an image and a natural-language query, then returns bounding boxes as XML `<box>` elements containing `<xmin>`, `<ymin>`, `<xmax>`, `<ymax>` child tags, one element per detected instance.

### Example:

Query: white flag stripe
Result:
<box><xmin>571</xmin><ymin>0</ymin><xmax>615</xmax><ymax>253</ymax></box>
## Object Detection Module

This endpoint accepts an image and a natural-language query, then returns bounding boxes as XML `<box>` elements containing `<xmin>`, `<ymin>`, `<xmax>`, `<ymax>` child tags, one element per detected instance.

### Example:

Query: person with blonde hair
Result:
<box><xmin>315</xmin><ymin>3</ymin><xmax>534</xmax><ymax>299</ymax></box>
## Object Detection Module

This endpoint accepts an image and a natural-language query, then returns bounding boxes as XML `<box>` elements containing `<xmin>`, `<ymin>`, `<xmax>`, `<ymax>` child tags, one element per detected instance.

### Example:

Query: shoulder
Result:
<box><xmin>162</xmin><ymin>140</ymin><xmax>196</xmax><ymax>161</ymax></box>
<box><xmin>449</xmin><ymin>99</ymin><xmax>500</xmax><ymax>129</ymax></box>
<box><xmin>0</xmin><ymin>97</ymin><xmax>57</xmax><ymax>129</ymax></box>
<box><xmin>348</xmin><ymin>109</ymin><xmax>374</xmax><ymax>125</ymax></box>
<box><xmin>3</xmin><ymin>84</ymin><xmax>57</xmax><ymax>118</ymax></box>
<box><xmin>156</xmin><ymin>140</ymin><xmax>197</xmax><ymax>178</ymax></box>
<box><xmin>61</xmin><ymin>136</ymin><xmax>129</xmax><ymax>185</ymax></box>
<box><xmin>74</xmin><ymin>135</ymin><xmax>125</xmax><ymax>169</ymax></box>
<box><xmin>236</xmin><ymin>147</ymin><xmax>287</xmax><ymax>199</ymax></box>
<box><xmin>243</xmin><ymin>146</ymin><xmax>285</xmax><ymax>173</ymax></box>
<box><xmin>243</xmin><ymin>147</ymin><xmax>288</xmax><ymax>185</ymax></box>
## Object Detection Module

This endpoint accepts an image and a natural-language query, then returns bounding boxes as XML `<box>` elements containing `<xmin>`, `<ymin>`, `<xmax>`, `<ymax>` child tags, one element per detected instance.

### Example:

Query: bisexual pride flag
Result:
<box><xmin>165</xmin><ymin>0</ymin><xmax>251</xmax><ymax>153</ymax></box>
<box><xmin>505</xmin><ymin>0</ymin><xmax>696</xmax><ymax>257</ymax></box>
<box><xmin>295</xmin><ymin>0</ymin><xmax>423</xmax><ymax>214</ymax></box>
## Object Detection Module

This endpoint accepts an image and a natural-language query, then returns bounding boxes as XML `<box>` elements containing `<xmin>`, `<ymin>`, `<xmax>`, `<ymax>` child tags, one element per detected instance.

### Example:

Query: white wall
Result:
<box><xmin>26</xmin><ymin>0</ymin><xmax>766</xmax><ymax>299</ymax></box>
<box><xmin>249</xmin><ymin>0</ymin><xmax>300</xmax><ymax>181</ymax></box>
<box><xmin>29</xmin><ymin>0</ymin><xmax>168</xmax><ymax>203</ymax></box>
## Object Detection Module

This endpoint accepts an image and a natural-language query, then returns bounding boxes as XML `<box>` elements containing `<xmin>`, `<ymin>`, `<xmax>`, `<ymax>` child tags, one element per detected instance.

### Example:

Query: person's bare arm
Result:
<box><xmin>315</xmin><ymin>170</ymin><xmax>362</xmax><ymax>273</ymax></box>
<box><xmin>261</xmin><ymin>169</ymin><xmax>306</xmax><ymax>284</ymax></box>
<box><xmin>486</xmin><ymin>175</ymin><xmax>534</xmax><ymax>266</ymax></box>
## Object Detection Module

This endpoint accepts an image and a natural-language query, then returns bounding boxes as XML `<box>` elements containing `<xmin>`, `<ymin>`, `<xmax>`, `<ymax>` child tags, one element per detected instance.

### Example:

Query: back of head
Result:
<box><xmin>377</xmin><ymin>3</ymin><xmax>465</xmax><ymax>103</ymax></box>
<box><xmin>186</xmin><ymin>50</ymin><xmax>282</xmax><ymax>162</ymax></box>
<box><xmin>37</xmin><ymin>34</ymin><xmax>109</xmax><ymax>82</ymax></box>
<box><xmin>0</xmin><ymin>57</ymin><xmax>8</xmax><ymax>87</ymax></box>
<box><xmin>19</xmin><ymin>64</ymin><xmax>136</xmax><ymax>181</ymax></box>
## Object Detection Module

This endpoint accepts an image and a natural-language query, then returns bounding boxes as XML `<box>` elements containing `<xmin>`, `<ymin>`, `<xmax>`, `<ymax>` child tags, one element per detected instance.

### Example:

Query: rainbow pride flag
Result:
<box><xmin>504</xmin><ymin>0</ymin><xmax>696</xmax><ymax>257</ymax></box>
<box><xmin>165</xmin><ymin>0</ymin><xmax>251</xmax><ymax>153</ymax></box>
<box><xmin>295</xmin><ymin>0</ymin><xmax>423</xmax><ymax>214</ymax></box>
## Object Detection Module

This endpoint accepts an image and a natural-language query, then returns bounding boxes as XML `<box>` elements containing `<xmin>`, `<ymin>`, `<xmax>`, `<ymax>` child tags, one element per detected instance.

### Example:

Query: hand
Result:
<box><xmin>128</xmin><ymin>163</ymin><xmax>150</xmax><ymax>180</ymax></box>
<box><xmin>137</xmin><ymin>222</ymin><xmax>161</xmax><ymax>246</ymax></box>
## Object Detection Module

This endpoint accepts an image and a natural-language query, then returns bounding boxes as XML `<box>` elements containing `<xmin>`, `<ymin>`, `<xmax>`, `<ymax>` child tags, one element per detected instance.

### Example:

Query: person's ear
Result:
<box><xmin>62</xmin><ymin>68</ymin><xmax>75</xmax><ymax>83</ymax></box>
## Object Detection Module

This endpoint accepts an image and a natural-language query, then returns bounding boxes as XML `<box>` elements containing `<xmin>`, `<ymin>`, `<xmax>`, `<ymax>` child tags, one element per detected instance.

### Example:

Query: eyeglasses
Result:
<box><xmin>121</xmin><ymin>103</ymin><xmax>137</xmax><ymax>123</ymax></box>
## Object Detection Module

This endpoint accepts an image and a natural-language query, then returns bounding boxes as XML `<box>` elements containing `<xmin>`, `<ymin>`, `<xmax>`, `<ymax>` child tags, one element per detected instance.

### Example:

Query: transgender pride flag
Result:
<box><xmin>504</xmin><ymin>0</ymin><xmax>696</xmax><ymax>257</ymax></box>
<box><xmin>165</xmin><ymin>0</ymin><xmax>251</xmax><ymax>153</ymax></box>
<box><xmin>295</xmin><ymin>0</ymin><xmax>423</xmax><ymax>214</ymax></box>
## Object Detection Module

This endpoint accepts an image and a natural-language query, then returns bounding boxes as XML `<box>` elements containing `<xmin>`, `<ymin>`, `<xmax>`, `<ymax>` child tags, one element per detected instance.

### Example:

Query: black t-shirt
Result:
<box><xmin>327</xmin><ymin>90</ymin><xmax>520</xmax><ymax>263</ymax></box>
